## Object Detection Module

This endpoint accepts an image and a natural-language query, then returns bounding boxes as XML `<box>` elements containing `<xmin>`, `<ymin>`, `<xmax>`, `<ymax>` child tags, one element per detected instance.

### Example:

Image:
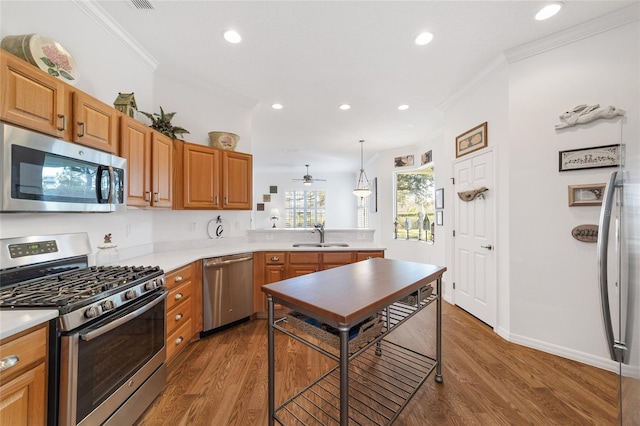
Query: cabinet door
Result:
<box><xmin>72</xmin><ymin>91</ymin><xmax>119</xmax><ymax>154</ymax></box>
<box><xmin>120</xmin><ymin>116</ymin><xmax>151</xmax><ymax>207</ymax></box>
<box><xmin>151</xmin><ymin>132</ymin><xmax>173</xmax><ymax>208</ymax></box>
<box><xmin>0</xmin><ymin>363</ymin><xmax>46</xmax><ymax>426</ymax></box>
<box><xmin>222</xmin><ymin>151</ymin><xmax>252</xmax><ymax>210</ymax></box>
<box><xmin>265</xmin><ymin>264</ymin><xmax>286</xmax><ymax>284</ymax></box>
<box><xmin>0</xmin><ymin>51</ymin><xmax>68</xmax><ymax>138</ymax></box>
<box><xmin>183</xmin><ymin>143</ymin><xmax>221</xmax><ymax>209</ymax></box>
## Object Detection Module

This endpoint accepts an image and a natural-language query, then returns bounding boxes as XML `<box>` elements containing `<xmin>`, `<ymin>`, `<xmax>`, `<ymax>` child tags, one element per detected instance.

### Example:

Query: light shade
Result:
<box><xmin>353</xmin><ymin>140</ymin><xmax>371</xmax><ymax>198</ymax></box>
<box><xmin>269</xmin><ymin>208</ymin><xmax>280</xmax><ymax>218</ymax></box>
<box><xmin>223</xmin><ymin>30</ymin><xmax>242</xmax><ymax>44</ymax></box>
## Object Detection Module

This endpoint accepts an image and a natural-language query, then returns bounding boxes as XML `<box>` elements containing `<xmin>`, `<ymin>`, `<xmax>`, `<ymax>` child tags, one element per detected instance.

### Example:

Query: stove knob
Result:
<box><xmin>84</xmin><ymin>306</ymin><xmax>101</xmax><ymax>319</ymax></box>
<box><xmin>125</xmin><ymin>289</ymin><xmax>138</xmax><ymax>300</ymax></box>
<box><xmin>144</xmin><ymin>280</ymin><xmax>157</xmax><ymax>291</ymax></box>
<box><xmin>102</xmin><ymin>300</ymin><xmax>116</xmax><ymax>311</ymax></box>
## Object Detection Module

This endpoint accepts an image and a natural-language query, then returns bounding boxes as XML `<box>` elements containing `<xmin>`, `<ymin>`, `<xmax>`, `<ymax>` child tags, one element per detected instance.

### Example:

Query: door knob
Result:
<box><xmin>481</xmin><ymin>244</ymin><xmax>493</xmax><ymax>250</ymax></box>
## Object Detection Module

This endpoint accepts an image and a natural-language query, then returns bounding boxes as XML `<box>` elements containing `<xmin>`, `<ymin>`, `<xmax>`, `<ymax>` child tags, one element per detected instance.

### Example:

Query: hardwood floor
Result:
<box><xmin>136</xmin><ymin>302</ymin><xmax>618</xmax><ymax>425</ymax></box>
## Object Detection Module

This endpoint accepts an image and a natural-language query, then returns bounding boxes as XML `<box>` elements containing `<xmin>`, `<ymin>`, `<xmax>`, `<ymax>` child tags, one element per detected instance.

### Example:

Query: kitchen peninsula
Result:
<box><xmin>263</xmin><ymin>258</ymin><xmax>445</xmax><ymax>425</ymax></box>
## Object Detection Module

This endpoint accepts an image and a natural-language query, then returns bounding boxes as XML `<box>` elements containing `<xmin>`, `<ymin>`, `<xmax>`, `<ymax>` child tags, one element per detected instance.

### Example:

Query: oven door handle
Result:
<box><xmin>80</xmin><ymin>290</ymin><xmax>167</xmax><ymax>342</ymax></box>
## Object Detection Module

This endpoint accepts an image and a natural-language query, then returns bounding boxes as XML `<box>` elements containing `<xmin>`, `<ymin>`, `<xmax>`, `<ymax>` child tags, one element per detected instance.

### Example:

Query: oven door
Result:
<box><xmin>59</xmin><ymin>290</ymin><xmax>167</xmax><ymax>426</ymax></box>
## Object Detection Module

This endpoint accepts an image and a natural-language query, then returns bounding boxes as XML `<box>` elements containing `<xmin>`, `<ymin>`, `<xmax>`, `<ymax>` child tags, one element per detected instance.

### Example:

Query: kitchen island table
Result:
<box><xmin>262</xmin><ymin>258</ymin><xmax>446</xmax><ymax>425</ymax></box>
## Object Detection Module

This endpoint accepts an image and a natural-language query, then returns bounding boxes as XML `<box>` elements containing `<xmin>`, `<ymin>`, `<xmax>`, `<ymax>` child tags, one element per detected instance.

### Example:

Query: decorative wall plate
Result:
<box><xmin>207</xmin><ymin>217</ymin><xmax>229</xmax><ymax>238</ymax></box>
<box><xmin>1</xmin><ymin>34</ymin><xmax>78</xmax><ymax>84</ymax></box>
<box><xmin>571</xmin><ymin>224</ymin><xmax>598</xmax><ymax>243</ymax></box>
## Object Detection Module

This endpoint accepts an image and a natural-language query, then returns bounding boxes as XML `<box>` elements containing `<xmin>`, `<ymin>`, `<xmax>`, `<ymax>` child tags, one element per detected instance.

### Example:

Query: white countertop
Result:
<box><xmin>0</xmin><ymin>310</ymin><xmax>58</xmax><ymax>340</ymax></box>
<box><xmin>0</xmin><ymin>241</ymin><xmax>385</xmax><ymax>340</ymax></box>
<box><xmin>125</xmin><ymin>241</ymin><xmax>386</xmax><ymax>273</ymax></box>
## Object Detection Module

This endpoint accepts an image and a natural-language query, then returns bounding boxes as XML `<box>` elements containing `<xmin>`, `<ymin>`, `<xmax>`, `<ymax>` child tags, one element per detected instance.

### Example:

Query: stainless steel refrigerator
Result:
<box><xmin>598</xmin><ymin>133</ymin><xmax>639</xmax><ymax>424</ymax></box>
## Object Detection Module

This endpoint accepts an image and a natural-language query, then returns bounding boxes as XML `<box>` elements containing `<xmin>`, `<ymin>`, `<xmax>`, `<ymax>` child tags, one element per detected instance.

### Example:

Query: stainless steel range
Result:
<box><xmin>0</xmin><ymin>233</ymin><xmax>167</xmax><ymax>426</ymax></box>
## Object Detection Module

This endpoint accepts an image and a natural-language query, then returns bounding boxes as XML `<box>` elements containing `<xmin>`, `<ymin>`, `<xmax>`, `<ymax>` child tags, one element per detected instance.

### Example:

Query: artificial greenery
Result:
<box><xmin>138</xmin><ymin>106</ymin><xmax>190</xmax><ymax>140</ymax></box>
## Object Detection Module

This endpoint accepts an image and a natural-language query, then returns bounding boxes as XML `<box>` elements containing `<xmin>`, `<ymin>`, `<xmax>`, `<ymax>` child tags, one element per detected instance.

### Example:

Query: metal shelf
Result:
<box><xmin>272</xmin><ymin>289</ymin><xmax>439</xmax><ymax>425</ymax></box>
<box><xmin>274</xmin><ymin>340</ymin><xmax>437</xmax><ymax>425</ymax></box>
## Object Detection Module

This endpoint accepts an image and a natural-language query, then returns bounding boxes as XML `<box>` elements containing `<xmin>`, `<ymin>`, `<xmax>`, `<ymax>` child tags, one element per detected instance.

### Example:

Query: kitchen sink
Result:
<box><xmin>292</xmin><ymin>243</ymin><xmax>349</xmax><ymax>248</ymax></box>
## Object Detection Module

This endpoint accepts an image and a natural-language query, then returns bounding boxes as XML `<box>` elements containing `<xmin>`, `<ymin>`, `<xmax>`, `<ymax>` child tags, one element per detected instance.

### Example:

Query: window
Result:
<box><xmin>394</xmin><ymin>165</ymin><xmax>435</xmax><ymax>241</ymax></box>
<box><xmin>357</xmin><ymin>196</ymin><xmax>369</xmax><ymax>229</ymax></box>
<box><xmin>284</xmin><ymin>190</ymin><xmax>326</xmax><ymax>228</ymax></box>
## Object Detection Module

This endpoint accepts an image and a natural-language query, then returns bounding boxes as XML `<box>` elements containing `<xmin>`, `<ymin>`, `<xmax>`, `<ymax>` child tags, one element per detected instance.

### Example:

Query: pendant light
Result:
<box><xmin>353</xmin><ymin>139</ymin><xmax>372</xmax><ymax>198</ymax></box>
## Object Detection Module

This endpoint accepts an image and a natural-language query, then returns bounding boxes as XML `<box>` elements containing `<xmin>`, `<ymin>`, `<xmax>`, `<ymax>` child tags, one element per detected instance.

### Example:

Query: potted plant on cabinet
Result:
<box><xmin>138</xmin><ymin>106</ymin><xmax>190</xmax><ymax>140</ymax></box>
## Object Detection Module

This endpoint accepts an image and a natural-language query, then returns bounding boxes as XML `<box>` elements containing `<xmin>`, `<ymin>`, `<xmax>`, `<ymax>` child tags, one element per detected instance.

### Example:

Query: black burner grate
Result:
<box><xmin>0</xmin><ymin>265</ymin><xmax>163</xmax><ymax>310</ymax></box>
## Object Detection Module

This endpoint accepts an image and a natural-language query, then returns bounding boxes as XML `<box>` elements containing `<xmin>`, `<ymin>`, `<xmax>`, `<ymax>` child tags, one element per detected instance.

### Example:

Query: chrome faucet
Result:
<box><xmin>313</xmin><ymin>223</ymin><xmax>325</xmax><ymax>243</ymax></box>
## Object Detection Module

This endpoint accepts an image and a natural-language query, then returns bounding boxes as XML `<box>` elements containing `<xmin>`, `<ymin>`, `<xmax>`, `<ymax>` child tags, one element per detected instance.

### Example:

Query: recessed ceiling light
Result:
<box><xmin>535</xmin><ymin>2</ymin><xmax>563</xmax><ymax>21</ymax></box>
<box><xmin>223</xmin><ymin>30</ymin><xmax>242</xmax><ymax>44</ymax></box>
<box><xmin>414</xmin><ymin>32</ymin><xmax>434</xmax><ymax>46</ymax></box>
<box><xmin>398</xmin><ymin>104</ymin><xmax>410</xmax><ymax>111</ymax></box>
<box><xmin>271</xmin><ymin>103</ymin><xmax>283</xmax><ymax>110</ymax></box>
<box><xmin>339</xmin><ymin>104</ymin><xmax>351</xmax><ymax>110</ymax></box>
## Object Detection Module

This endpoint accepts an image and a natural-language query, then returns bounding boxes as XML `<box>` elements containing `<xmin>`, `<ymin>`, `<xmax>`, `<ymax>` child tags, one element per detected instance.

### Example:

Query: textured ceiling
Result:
<box><xmin>96</xmin><ymin>0</ymin><xmax>634</xmax><ymax>174</ymax></box>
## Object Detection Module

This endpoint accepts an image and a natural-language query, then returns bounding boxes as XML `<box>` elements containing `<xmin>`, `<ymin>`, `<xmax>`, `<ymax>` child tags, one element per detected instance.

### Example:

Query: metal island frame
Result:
<box><xmin>262</xmin><ymin>258</ymin><xmax>446</xmax><ymax>425</ymax></box>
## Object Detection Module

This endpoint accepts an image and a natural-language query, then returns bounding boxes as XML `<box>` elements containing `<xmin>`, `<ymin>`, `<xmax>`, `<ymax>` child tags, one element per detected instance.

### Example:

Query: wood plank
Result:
<box><xmin>135</xmin><ymin>302</ymin><xmax>617</xmax><ymax>426</ymax></box>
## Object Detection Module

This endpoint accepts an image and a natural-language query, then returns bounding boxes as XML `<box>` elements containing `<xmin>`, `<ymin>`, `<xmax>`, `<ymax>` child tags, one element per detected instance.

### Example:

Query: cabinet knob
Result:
<box><xmin>145</xmin><ymin>191</ymin><xmax>152</xmax><ymax>202</ymax></box>
<box><xmin>154</xmin><ymin>192</ymin><xmax>160</xmax><ymax>202</ymax></box>
<box><xmin>271</xmin><ymin>256</ymin><xmax>279</xmax><ymax>261</ymax></box>
<box><xmin>174</xmin><ymin>275</ymin><xmax>183</xmax><ymax>282</ymax></box>
<box><xmin>77</xmin><ymin>121</ymin><xmax>85</xmax><ymax>137</ymax></box>
<box><xmin>175</xmin><ymin>313</ymin><xmax>183</xmax><ymax>321</ymax></box>
<box><xmin>175</xmin><ymin>336</ymin><xmax>184</xmax><ymax>345</ymax></box>
<box><xmin>174</xmin><ymin>293</ymin><xmax>183</xmax><ymax>300</ymax></box>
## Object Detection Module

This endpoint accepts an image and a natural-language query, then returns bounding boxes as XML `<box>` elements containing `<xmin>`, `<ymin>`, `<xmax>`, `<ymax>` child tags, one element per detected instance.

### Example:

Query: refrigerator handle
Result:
<box><xmin>597</xmin><ymin>171</ymin><xmax>621</xmax><ymax>362</ymax></box>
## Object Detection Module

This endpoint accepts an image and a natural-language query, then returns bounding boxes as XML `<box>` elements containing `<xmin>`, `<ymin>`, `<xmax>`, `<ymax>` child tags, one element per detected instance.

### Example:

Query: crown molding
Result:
<box><xmin>73</xmin><ymin>0</ymin><xmax>158</xmax><ymax>72</ymax></box>
<box><xmin>438</xmin><ymin>54</ymin><xmax>507</xmax><ymax>112</ymax></box>
<box><xmin>505</xmin><ymin>3</ymin><xmax>640</xmax><ymax>64</ymax></box>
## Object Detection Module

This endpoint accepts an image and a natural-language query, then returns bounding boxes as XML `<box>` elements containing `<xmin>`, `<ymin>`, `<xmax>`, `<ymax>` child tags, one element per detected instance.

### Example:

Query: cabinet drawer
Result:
<box><xmin>165</xmin><ymin>264</ymin><xmax>192</xmax><ymax>290</ymax></box>
<box><xmin>166</xmin><ymin>298</ymin><xmax>192</xmax><ymax>334</ymax></box>
<box><xmin>289</xmin><ymin>252</ymin><xmax>320</xmax><ymax>264</ymax></box>
<box><xmin>167</xmin><ymin>280</ymin><xmax>193</xmax><ymax>311</ymax></box>
<box><xmin>264</xmin><ymin>252</ymin><xmax>285</xmax><ymax>264</ymax></box>
<box><xmin>322</xmin><ymin>252</ymin><xmax>355</xmax><ymax>264</ymax></box>
<box><xmin>0</xmin><ymin>325</ymin><xmax>47</xmax><ymax>380</ymax></box>
<box><xmin>166</xmin><ymin>317</ymin><xmax>192</xmax><ymax>362</ymax></box>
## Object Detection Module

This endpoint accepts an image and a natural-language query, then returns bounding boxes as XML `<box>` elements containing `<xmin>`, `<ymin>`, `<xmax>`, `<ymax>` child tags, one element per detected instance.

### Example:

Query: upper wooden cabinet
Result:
<box><xmin>173</xmin><ymin>140</ymin><xmax>252</xmax><ymax>210</ymax></box>
<box><xmin>222</xmin><ymin>150</ymin><xmax>253</xmax><ymax>209</ymax></box>
<box><xmin>1</xmin><ymin>50</ymin><xmax>68</xmax><ymax>139</ymax></box>
<box><xmin>71</xmin><ymin>91</ymin><xmax>119</xmax><ymax>154</ymax></box>
<box><xmin>1</xmin><ymin>51</ymin><xmax>119</xmax><ymax>154</ymax></box>
<box><xmin>120</xmin><ymin>115</ymin><xmax>173</xmax><ymax>208</ymax></box>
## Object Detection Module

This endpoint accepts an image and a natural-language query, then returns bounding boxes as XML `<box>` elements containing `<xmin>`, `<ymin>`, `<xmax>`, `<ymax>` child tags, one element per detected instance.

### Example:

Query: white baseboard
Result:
<box><xmin>508</xmin><ymin>332</ymin><xmax>619</xmax><ymax>373</ymax></box>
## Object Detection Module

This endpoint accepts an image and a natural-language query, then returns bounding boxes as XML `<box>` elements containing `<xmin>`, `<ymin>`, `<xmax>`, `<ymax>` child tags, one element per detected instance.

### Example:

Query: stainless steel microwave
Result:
<box><xmin>0</xmin><ymin>123</ymin><xmax>126</xmax><ymax>212</ymax></box>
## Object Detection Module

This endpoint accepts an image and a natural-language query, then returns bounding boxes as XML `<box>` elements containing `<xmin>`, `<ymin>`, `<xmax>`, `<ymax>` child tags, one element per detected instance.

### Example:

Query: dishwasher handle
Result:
<box><xmin>205</xmin><ymin>255</ymin><xmax>253</xmax><ymax>268</ymax></box>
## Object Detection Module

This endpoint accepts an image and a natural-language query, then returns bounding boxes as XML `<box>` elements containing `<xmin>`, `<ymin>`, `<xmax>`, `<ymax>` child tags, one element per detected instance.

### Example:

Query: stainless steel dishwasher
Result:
<box><xmin>201</xmin><ymin>253</ymin><xmax>254</xmax><ymax>336</ymax></box>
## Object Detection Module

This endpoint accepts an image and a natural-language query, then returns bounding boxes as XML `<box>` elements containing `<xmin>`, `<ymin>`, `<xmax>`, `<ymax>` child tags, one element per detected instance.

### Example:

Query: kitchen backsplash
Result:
<box><xmin>247</xmin><ymin>229</ymin><xmax>375</xmax><ymax>244</ymax></box>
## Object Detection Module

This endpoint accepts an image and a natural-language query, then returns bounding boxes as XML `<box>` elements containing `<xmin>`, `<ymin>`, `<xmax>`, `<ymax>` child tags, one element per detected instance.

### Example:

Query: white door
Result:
<box><xmin>453</xmin><ymin>151</ymin><xmax>496</xmax><ymax>327</ymax></box>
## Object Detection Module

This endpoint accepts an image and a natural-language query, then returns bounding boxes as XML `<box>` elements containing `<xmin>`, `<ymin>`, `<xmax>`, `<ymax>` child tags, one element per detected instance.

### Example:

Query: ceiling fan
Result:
<box><xmin>292</xmin><ymin>164</ymin><xmax>327</xmax><ymax>186</ymax></box>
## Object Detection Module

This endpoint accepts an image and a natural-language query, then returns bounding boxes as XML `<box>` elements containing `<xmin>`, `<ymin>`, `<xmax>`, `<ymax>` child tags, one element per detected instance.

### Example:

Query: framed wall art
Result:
<box><xmin>421</xmin><ymin>150</ymin><xmax>432</xmax><ymax>165</ymax></box>
<box><xmin>435</xmin><ymin>210</ymin><xmax>443</xmax><ymax>226</ymax></box>
<box><xmin>394</xmin><ymin>155</ymin><xmax>414</xmax><ymax>167</ymax></box>
<box><xmin>568</xmin><ymin>183</ymin><xmax>606</xmax><ymax>206</ymax></box>
<box><xmin>435</xmin><ymin>188</ymin><xmax>444</xmax><ymax>209</ymax></box>
<box><xmin>559</xmin><ymin>144</ymin><xmax>620</xmax><ymax>172</ymax></box>
<box><xmin>456</xmin><ymin>122</ymin><xmax>487</xmax><ymax>158</ymax></box>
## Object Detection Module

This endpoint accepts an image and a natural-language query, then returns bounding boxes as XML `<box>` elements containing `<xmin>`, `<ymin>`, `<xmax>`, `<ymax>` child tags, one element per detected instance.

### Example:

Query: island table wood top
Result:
<box><xmin>262</xmin><ymin>258</ymin><xmax>446</xmax><ymax>328</ymax></box>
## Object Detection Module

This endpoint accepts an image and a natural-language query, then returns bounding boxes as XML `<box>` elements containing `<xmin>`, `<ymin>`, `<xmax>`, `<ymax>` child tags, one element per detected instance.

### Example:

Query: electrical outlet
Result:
<box><xmin>126</xmin><ymin>224</ymin><xmax>132</xmax><ymax>237</ymax></box>
<box><xmin>190</xmin><ymin>222</ymin><xmax>196</xmax><ymax>232</ymax></box>
<box><xmin>357</xmin><ymin>233</ymin><xmax>366</xmax><ymax>240</ymax></box>
<box><xmin>266</xmin><ymin>234</ymin><xmax>274</xmax><ymax>240</ymax></box>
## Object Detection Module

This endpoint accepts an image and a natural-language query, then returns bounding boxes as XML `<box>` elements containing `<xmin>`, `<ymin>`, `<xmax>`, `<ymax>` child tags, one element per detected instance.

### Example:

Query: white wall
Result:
<box><xmin>251</xmin><ymin>171</ymin><xmax>358</xmax><ymax>229</ymax></box>
<box><xmin>507</xmin><ymin>20</ymin><xmax>638</xmax><ymax>366</ymax></box>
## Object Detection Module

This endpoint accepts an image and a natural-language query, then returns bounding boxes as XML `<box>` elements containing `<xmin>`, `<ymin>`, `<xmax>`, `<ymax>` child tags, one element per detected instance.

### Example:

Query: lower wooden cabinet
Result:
<box><xmin>164</xmin><ymin>261</ymin><xmax>202</xmax><ymax>364</ymax></box>
<box><xmin>0</xmin><ymin>323</ymin><xmax>48</xmax><ymax>426</ymax></box>
<box><xmin>254</xmin><ymin>250</ymin><xmax>384</xmax><ymax>315</ymax></box>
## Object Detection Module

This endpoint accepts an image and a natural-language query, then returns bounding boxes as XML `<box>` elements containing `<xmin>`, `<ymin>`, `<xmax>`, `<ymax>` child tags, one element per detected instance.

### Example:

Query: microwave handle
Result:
<box><xmin>96</xmin><ymin>166</ymin><xmax>115</xmax><ymax>204</ymax></box>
